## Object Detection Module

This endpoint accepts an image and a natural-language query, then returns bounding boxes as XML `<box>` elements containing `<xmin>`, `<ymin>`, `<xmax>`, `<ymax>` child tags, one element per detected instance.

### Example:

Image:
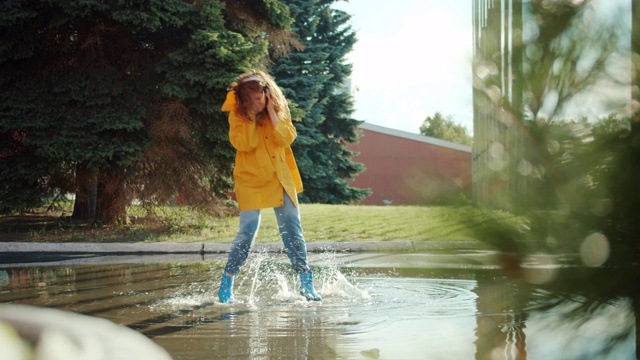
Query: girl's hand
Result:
<box><xmin>265</xmin><ymin>88</ymin><xmax>275</xmax><ymax>113</ymax></box>
<box><xmin>265</xmin><ymin>88</ymin><xmax>279</xmax><ymax>127</ymax></box>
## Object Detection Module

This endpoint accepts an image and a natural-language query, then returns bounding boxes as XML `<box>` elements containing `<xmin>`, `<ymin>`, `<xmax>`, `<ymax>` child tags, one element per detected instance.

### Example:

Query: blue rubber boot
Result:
<box><xmin>299</xmin><ymin>270</ymin><xmax>322</xmax><ymax>301</ymax></box>
<box><xmin>218</xmin><ymin>272</ymin><xmax>234</xmax><ymax>303</ymax></box>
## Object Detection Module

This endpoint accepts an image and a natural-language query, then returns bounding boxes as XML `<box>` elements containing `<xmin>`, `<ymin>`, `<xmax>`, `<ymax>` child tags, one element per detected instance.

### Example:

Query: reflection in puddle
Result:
<box><xmin>526</xmin><ymin>298</ymin><xmax>635</xmax><ymax>360</ymax></box>
<box><xmin>0</xmin><ymin>253</ymin><xmax>635</xmax><ymax>359</ymax></box>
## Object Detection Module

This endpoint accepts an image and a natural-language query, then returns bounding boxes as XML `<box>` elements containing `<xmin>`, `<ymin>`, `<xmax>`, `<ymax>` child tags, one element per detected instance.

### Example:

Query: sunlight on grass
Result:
<box><xmin>220</xmin><ymin>204</ymin><xmax>521</xmax><ymax>243</ymax></box>
<box><xmin>1</xmin><ymin>203</ymin><xmax>522</xmax><ymax>244</ymax></box>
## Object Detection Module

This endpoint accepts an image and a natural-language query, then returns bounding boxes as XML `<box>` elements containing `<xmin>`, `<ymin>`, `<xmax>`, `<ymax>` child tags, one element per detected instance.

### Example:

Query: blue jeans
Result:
<box><xmin>224</xmin><ymin>192</ymin><xmax>310</xmax><ymax>275</ymax></box>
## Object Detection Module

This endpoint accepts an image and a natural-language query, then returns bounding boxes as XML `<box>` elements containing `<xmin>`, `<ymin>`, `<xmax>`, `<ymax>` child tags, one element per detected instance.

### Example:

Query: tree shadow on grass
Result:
<box><xmin>0</xmin><ymin>211</ymin><xmax>183</xmax><ymax>243</ymax></box>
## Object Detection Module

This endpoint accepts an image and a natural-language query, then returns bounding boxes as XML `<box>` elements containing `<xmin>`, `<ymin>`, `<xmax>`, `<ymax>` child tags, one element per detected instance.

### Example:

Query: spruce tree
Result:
<box><xmin>0</xmin><ymin>0</ymin><xmax>295</xmax><ymax>221</ymax></box>
<box><xmin>271</xmin><ymin>0</ymin><xmax>370</xmax><ymax>204</ymax></box>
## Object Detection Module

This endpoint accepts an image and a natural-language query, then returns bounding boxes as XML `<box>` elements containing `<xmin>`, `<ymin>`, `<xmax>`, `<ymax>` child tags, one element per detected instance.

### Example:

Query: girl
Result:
<box><xmin>218</xmin><ymin>70</ymin><xmax>321</xmax><ymax>302</ymax></box>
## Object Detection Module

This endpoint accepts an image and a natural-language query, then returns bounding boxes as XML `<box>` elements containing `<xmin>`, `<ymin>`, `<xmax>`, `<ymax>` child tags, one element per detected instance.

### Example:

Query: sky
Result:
<box><xmin>332</xmin><ymin>1</ymin><xmax>632</xmax><ymax>136</ymax></box>
<box><xmin>332</xmin><ymin>0</ymin><xmax>474</xmax><ymax>135</ymax></box>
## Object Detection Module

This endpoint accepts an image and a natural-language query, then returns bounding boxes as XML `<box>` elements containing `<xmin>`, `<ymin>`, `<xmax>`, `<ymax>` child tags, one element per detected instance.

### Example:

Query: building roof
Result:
<box><xmin>359</xmin><ymin>122</ymin><xmax>472</xmax><ymax>153</ymax></box>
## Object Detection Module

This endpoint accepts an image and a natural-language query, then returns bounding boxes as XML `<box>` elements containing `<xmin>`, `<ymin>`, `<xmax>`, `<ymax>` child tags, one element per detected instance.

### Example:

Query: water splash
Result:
<box><xmin>272</xmin><ymin>273</ymin><xmax>297</xmax><ymax>301</ymax></box>
<box><xmin>228</xmin><ymin>251</ymin><xmax>371</xmax><ymax>305</ymax></box>
<box><xmin>149</xmin><ymin>280</ymin><xmax>213</xmax><ymax>311</ymax></box>
<box><xmin>150</xmin><ymin>251</ymin><xmax>372</xmax><ymax>311</ymax></box>
<box><xmin>322</xmin><ymin>271</ymin><xmax>370</xmax><ymax>300</ymax></box>
<box><xmin>247</xmin><ymin>256</ymin><xmax>263</xmax><ymax>305</ymax></box>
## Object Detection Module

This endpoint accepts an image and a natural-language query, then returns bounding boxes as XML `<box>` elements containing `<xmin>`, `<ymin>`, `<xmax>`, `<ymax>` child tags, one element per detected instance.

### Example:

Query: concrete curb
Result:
<box><xmin>0</xmin><ymin>240</ymin><xmax>489</xmax><ymax>254</ymax></box>
<box><xmin>0</xmin><ymin>242</ymin><xmax>204</xmax><ymax>254</ymax></box>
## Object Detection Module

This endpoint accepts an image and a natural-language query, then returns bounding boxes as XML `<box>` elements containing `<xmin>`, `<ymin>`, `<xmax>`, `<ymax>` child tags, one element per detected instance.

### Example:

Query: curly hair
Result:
<box><xmin>230</xmin><ymin>70</ymin><xmax>288</xmax><ymax>124</ymax></box>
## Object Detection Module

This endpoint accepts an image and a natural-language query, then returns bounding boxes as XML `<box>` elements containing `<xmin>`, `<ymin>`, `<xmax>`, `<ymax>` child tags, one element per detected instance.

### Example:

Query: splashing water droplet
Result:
<box><xmin>323</xmin><ymin>272</ymin><xmax>370</xmax><ymax>300</ymax></box>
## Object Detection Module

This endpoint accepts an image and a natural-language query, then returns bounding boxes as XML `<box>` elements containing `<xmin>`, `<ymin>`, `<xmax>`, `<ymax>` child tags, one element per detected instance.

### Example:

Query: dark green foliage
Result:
<box><xmin>0</xmin><ymin>0</ymin><xmax>293</xmax><ymax>220</ymax></box>
<box><xmin>271</xmin><ymin>0</ymin><xmax>370</xmax><ymax>204</ymax></box>
<box><xmin>595</xmin><ymin>116</ymin><xmax>640</xmax><ymax>263</ymax></box>
<box><xmin>420</xmin><ymin>112</ymin><xmax>473</xmax><ymax>146</ymax></box>
<box><xmin>0</xmin><ymin>0</ymin><xmax>368</xmax><ymax>217</ymax></box>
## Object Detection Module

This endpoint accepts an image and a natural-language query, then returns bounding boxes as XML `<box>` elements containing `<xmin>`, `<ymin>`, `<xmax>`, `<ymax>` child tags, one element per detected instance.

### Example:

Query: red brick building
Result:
<box><xmin>348</xmin><ymin>123</ymin><xmax>472</xmax><ymax>205</ymax></box>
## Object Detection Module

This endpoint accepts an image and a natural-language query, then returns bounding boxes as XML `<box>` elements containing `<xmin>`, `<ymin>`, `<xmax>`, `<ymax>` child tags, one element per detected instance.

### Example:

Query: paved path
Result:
<box><xmin>0</xmin><ymin>241</ymin><xmax>500</xmax><ymax>269</ymax></box>
<box><xmin>0</xmin><ymin>240</ymin><xmax>488</xmax><ymax>254</ymax></box>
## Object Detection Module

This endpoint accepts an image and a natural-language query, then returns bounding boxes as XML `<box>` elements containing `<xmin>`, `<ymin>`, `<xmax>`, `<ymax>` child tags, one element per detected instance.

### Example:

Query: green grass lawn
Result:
<box><xmin>0</xmin><ymin>203</ymin><xmax>520</xmax><ymax>244</ymax></box>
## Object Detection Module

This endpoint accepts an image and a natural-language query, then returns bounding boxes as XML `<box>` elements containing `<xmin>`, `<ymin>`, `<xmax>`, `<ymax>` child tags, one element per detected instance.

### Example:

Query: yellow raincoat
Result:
<box><xmin>221</xmin><ymin>90</ymin><xmax>303</xmax><ymax>211</ymax></box>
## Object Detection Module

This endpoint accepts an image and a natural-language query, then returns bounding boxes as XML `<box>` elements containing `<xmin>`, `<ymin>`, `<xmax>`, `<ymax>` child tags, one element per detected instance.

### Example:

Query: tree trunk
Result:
<box><xmin>95</xmin><ymin>166</ymin><xmax>128</xmax><ymax>224</ymax></box>
<box><xmin>71</xmin><ymin>165</ymin><xmax>98</xmax><ymax>220</ymax></box>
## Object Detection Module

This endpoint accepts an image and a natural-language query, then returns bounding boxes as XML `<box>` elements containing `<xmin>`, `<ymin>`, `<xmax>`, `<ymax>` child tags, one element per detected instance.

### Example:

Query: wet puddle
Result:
<box><xmin>0</xmin><ymin>251</ymin><xmax>635</xmax><ymax>359</ymax></box>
